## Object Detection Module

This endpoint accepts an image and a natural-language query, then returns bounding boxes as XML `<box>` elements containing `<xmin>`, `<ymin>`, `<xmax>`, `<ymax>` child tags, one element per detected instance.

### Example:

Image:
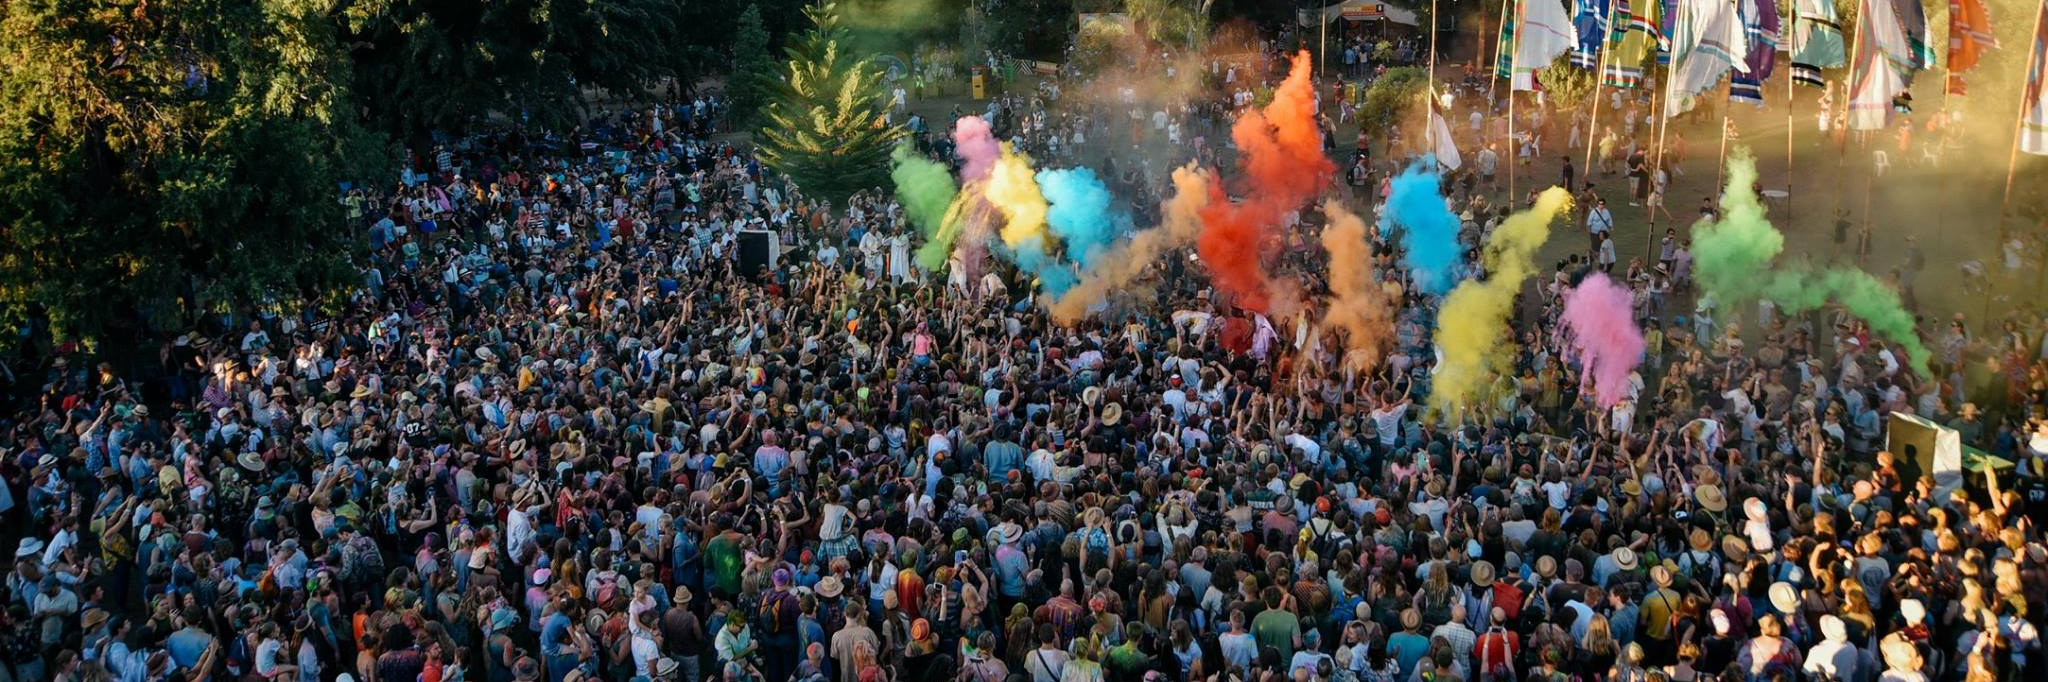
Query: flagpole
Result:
<box><xmin>2001</xmin><ymin>0</ymin><xmax>2048</xmax><ymax>303</ymax></box>
<box><xmin>1585</xmin><ymin>0</ymin><xmax>1619</xmax><ymax>174</ymax></box>
<box><xmin>1784</xmin><ymin>0</ymin><xmax>1796</xmax><ymax>223</ymax></box>
<box><xmin>1428</xmin><ymin>0</ymin><xmax>1441</xmax><ymax>166</ymax></box>
<box><xmin>1510</xmin><ymin>89</ymin><xmax>1520</xmax><ymax>201</ymax></box>
<box><xmin>1833</xmin><ymin>0</ymin><xmax>1865</xmax><ymax>224</ymax></box>
<box><xmin>1650</xmin><ymin>64</ymin><xmax>1672</xmax><ymax>264</ymax></box>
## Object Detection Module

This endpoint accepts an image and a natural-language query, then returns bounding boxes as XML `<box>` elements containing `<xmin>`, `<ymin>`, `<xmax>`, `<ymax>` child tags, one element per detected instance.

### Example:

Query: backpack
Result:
<box><xmin>757</xmin><ymin>590</ymin><xmax>794</xmax><ymax>635</ymax></box>
<box><xmin>592</xmin><ymin>571</ymin><xmax>623</xmax><ymax>611</ymax></box>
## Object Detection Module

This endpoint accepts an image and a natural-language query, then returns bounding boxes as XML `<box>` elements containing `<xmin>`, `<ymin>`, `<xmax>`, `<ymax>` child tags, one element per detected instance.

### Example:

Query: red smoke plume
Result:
<box><xmin>1195</xmin><ymin>51</ymin><xmax>1334</xmax><ymax>313</ymax></box>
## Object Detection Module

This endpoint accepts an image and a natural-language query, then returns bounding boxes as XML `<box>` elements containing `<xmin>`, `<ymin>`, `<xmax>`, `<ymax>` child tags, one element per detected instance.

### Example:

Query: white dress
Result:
<box><xmin>887</xmin><ymin>234</ymin><xmax>912</xmax><ymax>282</ymax></box>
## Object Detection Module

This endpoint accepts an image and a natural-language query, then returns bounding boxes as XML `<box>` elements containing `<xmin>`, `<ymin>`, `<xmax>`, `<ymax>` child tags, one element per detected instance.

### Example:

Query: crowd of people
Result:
<box><xmin>2</xmin><ymin>27</ymin><xmax>2045</xmax><ymax>682</ymax></box>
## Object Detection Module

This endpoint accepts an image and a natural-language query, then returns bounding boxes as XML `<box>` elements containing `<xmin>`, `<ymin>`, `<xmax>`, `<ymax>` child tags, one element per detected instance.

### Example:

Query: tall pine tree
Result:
<box><xmin>756</xmin><ymin>1</ymin><xmax>902</xmax><ymax>202</ymax></box>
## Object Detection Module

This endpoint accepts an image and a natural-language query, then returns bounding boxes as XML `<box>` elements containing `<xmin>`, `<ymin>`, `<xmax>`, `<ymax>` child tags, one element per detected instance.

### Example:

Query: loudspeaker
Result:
<box><xmin>737</xmin><ymin>229</ymin><xmax>779</xmax><ymax>277</ymax></box>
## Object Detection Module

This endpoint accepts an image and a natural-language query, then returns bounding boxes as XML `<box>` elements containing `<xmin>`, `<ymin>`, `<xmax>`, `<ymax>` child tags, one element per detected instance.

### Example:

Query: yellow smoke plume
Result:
<box><xmin>1428</xmin><ymin>187</ymin><xmax>1574</xmax><ymax>417</ymax></box>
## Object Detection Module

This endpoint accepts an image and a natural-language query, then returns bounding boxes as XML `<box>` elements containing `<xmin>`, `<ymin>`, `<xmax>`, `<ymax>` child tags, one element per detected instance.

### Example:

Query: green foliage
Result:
<box><xmin>728</xmin><ymin>6</ymin><xmax>777</xmax><ymax>126</ymax></box>
<box><xmin>757</xmin><ymin>2</ymin><xmax>905</xmax><ymax>202</ymax></box>
<box><xmin>0</xmin><ymin>0</ymin><xmax>390</xmax><ymax>341</ymax></box>
<box><xmin>1359</xmin><ymin>67</ymin><xmax>1429</xmax><ymax>132</ymax></box>
<box><xmin>1127</xmin><ymin>0</ymin><xmax>1210</xmax><ymax>48</ymax></box>
<box><xmin>984</xmin><ymin>0</ymin><xmax>1076</xmax><ymax>60</ymax></box>
<box><xmin>1535</xmin><ymin>54</ymin><xmax>1597</xmax><ymax>111</ymax></box>
<box><xmin>339</xmin><ymin>0</ymin><xmax>691</xmax><ymax>140</ymax></box>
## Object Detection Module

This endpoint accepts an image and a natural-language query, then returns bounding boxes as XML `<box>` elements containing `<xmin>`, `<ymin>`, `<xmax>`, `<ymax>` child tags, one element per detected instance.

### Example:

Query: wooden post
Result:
<box><xmin>1997</xmin><ymin>0</ymin><xmax>2048</xmax><ymax>314</ymax></box>
<box><xmin>1584</xmin><ymin>0</ymin><xmax>1618</xmax><ymax>175</ymax></box>
<box><xmin>1784</xmin><ymin>0</ymin><xmax>1796</xmax><ymax>222</ymax></box>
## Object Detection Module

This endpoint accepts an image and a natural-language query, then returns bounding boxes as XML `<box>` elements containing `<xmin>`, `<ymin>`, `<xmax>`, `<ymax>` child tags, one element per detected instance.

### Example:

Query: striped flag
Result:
<box><xmin>1947</xmin><ymin>0</ymin><xmax>1999</xmax><ymax>95</ymax></box>
<box><xmin>1728</xmin><ymin>0</ymin><xmax>1781</xmax><ymax>105</ymax></box>
<box><xmin>1665</xmin><ymin>0</ymin><xmax>1750</xmax><ymax>119</ymax></box>
<box><xmin>1574</xmin><ymin>0</ymin><xmax>1614</xmax><ymax>69</ymax></box>
<box><xmin>2023</xmin><ymin>0</ymin><xmax>2048</xmax><ymax>155</ymax></box>
<box><xmin>1602</xmin><ymin>0</ymin><xmax>1661</xmax><ymax>87</ymax></box>
<box><xmin>1847</xmin><ymin>0</ymin><xmax>1926</xmax><ymax>130</ymax></box>
<box><xmin>1658</xmin><ymin>0</ymin><xmax>1679</xmax><ymax>65</ymax></box>
<box><xmin>1789</xmin><ymin>0</ymin><xmax>1846</xmax><ymax>88</ymax></box>
<box><xmin>1498</xmin><ymin>0</ymin><xmax>1521</xmax><ymax>80</ymax></box>
<box><xmin>1512</xmin><ymin>0</ymin><xmax>1579</xmax><ymax>90</ymax></box>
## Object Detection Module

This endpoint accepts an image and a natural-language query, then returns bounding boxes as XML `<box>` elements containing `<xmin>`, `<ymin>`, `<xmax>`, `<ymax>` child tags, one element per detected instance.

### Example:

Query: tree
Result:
<box><xmin>1536</xmin><ymin>54</ymin><xmax>1598</xmax><ymax>112</ymax></box>
<box><xmin>1359</xmin><ymin>67</ymin><xmax>1429</xmax><ymax>133</ymax></box>
<box><xmin>338</xmin><ymin>0</ymin><xmax>692</xmax><ymax>143</ymax></box>
<box><xmin>757</xmin><ymin>1</ymin><xmax>904</xmax><ymax>202</ymax></box>
<box><xmin>0</xmin><ymin>0</ymin><xmax>390</xmax><ymax>343</ymax></box>
<box><xmin>727</xmin><ymin>5</ymin><xmax>776</xmax><ymax>126</ymax></box>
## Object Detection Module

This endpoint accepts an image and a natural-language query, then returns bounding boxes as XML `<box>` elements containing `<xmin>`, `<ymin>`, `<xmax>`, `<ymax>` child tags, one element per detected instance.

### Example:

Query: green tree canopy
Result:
<box><xmin>338</xmin><ymin>0</ymin><xmax>693</xmax><ymax>141</ymax></box>
<box><xmin>0</xmin><ymin>0</ymin><xmax>390</xmax><ymax>341</ymax></box>
<box><xmin>756</xmin><ymin>1</ymin><xmax>904</xmax><ymax>203</ymax></box>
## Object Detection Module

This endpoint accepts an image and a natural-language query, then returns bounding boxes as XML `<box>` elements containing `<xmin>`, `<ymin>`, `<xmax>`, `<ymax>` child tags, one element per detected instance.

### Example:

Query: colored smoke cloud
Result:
<box><xmin>1046</xmin><ymin>165</ymin><xmax>1211</xmax><ymax>323</ymax></box>
<box><xmin>1559</xmin><ymin>273</ymin><xmax>1646</xmax><ymax>409</ymax></box>
<box><xmin>889</xmin><ymin>146</ymin><xmax>964</xmax><ymax>271</ymax></box>
<box><xmin>1693</xmin><ymin>151</ymin><xmax>1930</xmax><ymax>375</ymax></box>
<box><xmin>1379</xmin><ymin>159</ymin><xmax>1466</xmax><ymax>297</ymax></box>
<box><xmin>1195</xmin><ymin>51</ymin><xmax>1334</xmax><ymax>313</ymax></box>
<box><xmin>1430</xmin><ymin>187</ymin><xmax>1573</xmax><ymax>416</ymax></box>
<box><xmin>983</xmin><ymin>144</ymin><xmax>1075</xmax><ymax>296</ymax></box>
<box><xmin>953</xmin><ymin>115</ymin><xmax>1000</xmax><ymax>182</ymax></box>
<box><xmin>1038</xmin><ymin>167</ymin><xmax>1124</xmax><ymax>268</ymax></box>
<box><xmin>1320</xmin><ymin>200</ymin><xmax>1394</xmax><ymax>374</ymax></box>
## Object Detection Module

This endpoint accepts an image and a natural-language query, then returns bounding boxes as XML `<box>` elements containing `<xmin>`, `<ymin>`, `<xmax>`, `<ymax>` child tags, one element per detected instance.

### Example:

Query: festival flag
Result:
<box><xmin>1574</xmin><ymin>0</ymin><xmax>1614</xmax><ymax>69</ymax></box>
<box><xmin>1947</xmin><ymin>0</ymin><xmax>1999</xmax><ymax>95</ymax></box>
<box><xmin>1847</xmin><ymin>0</ymin><xmax>1932</xmax><ymax>130</ymax></box>
<box><xmin>1789</xmin><ymin>0</ymin><xmax>1846</xmax><ymax>88</ymax></box>
<box><xmin>1498</xmin><ymin>0</ymin><xmax>1521</xmax><ymax>79</ymax></box>
<box><xmin>1664</xmin><ymin>0</ymin><xmax>1749</xmax><ymax>118</ymax></box>
<box><xmin>1604</xmin><ymin>0</ymin><xmax>1660</xmax><ymax>87</ymax></box>
<box><xmin>1728</xmin><ymin>0</ymin><xmax>1780</xmax><ymax>105</ymax></box>
<box><xmin>1658</xmin><ymin>0</ymin><xmax>1679</xmax><ymax>64</ymax></box>
<box><xmin>1429</xmin><ymin>100</ymin><xmax>1464</xmax><ymax>170</ymax></box>
<box><xmin>1513</xmin><ymin>0</ymin><xmax>1579</xmax><ymax>90</ymax></box>
<box><xmin>2022</xmin><ymin>0</ymin><xmax>2048</xmax><ymax>155</ymax></box>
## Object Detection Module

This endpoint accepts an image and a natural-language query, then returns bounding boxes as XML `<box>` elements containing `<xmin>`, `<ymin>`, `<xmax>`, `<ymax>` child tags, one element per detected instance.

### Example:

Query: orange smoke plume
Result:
<box><xmin>1195</xmin><ymin>51</ymin><xmax>1335</xmax><ymax>313</ymax></box>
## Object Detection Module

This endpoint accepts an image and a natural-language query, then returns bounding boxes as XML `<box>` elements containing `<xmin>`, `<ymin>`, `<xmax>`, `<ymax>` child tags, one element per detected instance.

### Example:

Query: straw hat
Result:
<box><xmin>1535</xmin><ymin>555</ymin><xmax>1557</xmax><ymax>579</ymax></box>
<box><xmin>1769</xmin><ymin>582</ymin><xmax>1800</xmax><ymax>613</ymax></box>
<box><xmin>1400</xmin><ymin>608</ymin><xmax>1422</xmax><ymax>630</ymax></box>
<box><xmin>351</xmin><ymin>385</ymin><xmax>373</xmax><ymax>399</ymax></box>
<box><xmin>815</xmin><ymin>577</ymin><xmax>845</xmax><ymax>598</ymax></box>
<box><xmin>237</xmin><ymin>452</ymin><xmax>266</xmax><ymax>473</ymax></box>
<box><xmin>1721</xmin><ymin>535</ymin><xmax>1750</xmax><ymax>563</ymax></box>
<box><xmin>1650</xmin><ymin>564</ymin><xmax>1674</xmax><ymax>587</ymax></box>
<box><xmin>1100</xmin><ymin>402</ymin><xmax>1123</xmax><ymax>425</ymax></box>
<box><xmin>1900</xmin><ymin>599</ymin><xmax>1926</xmax><ymax>624</ymax></box>
<box><xmin>1081</xmin><ymin>387</ymin><xmax>1102</xmax><ymax>406</ymax></box>
<box><xmin>1470</xmin><ymin>561</ymin><xmax>1496</xmax><ymax>587</ymax></box>
<box><xmin>1695</xmin><ymin>484</ymin><xmax>1728</xmax><ymax>512</ymax></box>
<box><xmin>1620</xmin><ymin>478</ymin><xmax>1643</xmax><ymax>497</ymax></box>
<box><xmin>1688</xmin><ymin>527</ymin><xmax>1714</xmax><ymax>552</ymax></box>
<box><xmin>1613</xmin><ymin>547</ymin><xmax>1639</xmax><ymax>571</ymax></box>
<box><xmin>1820</xmin><ymin>615</ymin><xmax>1848</xmax><ymax>642</ymax></box>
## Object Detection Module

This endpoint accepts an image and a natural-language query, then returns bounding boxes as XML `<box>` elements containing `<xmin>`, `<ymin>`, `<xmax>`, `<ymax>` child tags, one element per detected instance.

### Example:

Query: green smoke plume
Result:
<box><xmin>1694</xmin><ymin>150</ymin><xmax>1931</xmax><ymax>376</ymax></box>
<box><xmin>888</xmin><ymin>145</ymin><xmax>961</xmax><ymax>270</ymax></box>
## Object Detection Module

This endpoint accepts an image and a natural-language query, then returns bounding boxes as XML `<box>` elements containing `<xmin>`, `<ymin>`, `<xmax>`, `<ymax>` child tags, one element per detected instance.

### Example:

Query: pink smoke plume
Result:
<box><xmin>1559</xmin><ymin>273</ymin><xmax>1646</xmax><ymax>409</ymax></box>
<box><xmin>953</xmin><ymin>116</ymin><xmax>1001</xmax><ymax>183</ymax></box>
<box><xmin>1196</xmin><ymin>51</ymin><xmax>1334</xmax><ymax>313</ymax></box>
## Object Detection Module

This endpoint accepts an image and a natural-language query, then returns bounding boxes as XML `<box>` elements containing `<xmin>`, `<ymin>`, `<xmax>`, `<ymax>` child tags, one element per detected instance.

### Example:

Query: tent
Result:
<box><xmin>1301</xmin><ymin>1</ymin><xmax>1422</xmax><ymax>27</ymax></box>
